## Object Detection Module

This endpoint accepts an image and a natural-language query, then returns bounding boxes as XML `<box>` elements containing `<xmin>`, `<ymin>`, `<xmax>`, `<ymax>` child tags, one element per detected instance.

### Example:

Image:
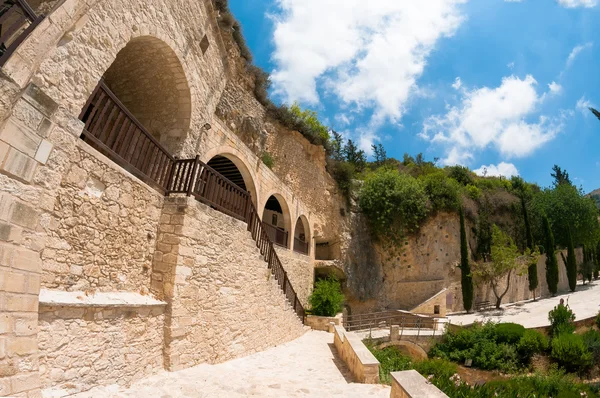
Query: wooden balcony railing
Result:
<box><xmin>263</xmin><ymin>222</ymin><xmax>289</xmax><ymax>248</ymax></box>
<box><xmin>0</xmin><ymin>0</ymin><xmax>45</xmax><ymax>67</ymax></box>
<box><xmin>79</xmin><ymin>81</ymin><xmax>175</xmax><ymax>193</ymax></box>
<box><xmin>293</xmin><ymin>237</ymin><xmax>309</xmax><ymax>255</ymax></box>
<box><xmin>78</xmin><ymin>81</ymin><xmax>306</xmax><ymax>323</ymax></box>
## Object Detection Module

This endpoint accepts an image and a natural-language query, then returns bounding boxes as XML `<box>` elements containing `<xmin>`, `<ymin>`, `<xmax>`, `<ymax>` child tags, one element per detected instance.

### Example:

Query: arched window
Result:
<box><xmin>293</xmin><ymin>216</ymin><xmax>310</xmax><ymax>255</ymax></box>
<box><xmin>262</xmin><ymin>195</ymin><xmax>290</xmax><ymax>248</ymax></box>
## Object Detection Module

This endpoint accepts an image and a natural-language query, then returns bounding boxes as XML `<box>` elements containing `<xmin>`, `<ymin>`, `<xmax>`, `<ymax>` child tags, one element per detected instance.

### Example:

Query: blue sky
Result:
<box><xmin>228</xmin><ymin>0</ymin><xmax>600</xmax><ymax>192</ymax></box>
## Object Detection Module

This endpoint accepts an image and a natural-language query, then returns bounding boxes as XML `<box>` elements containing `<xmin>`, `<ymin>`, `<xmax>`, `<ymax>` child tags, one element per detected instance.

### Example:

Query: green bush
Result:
<box><xmin>596</xmin><ymin>311</ymin><xmax>600</xmax><ymax>330</ymax></box>
<box><xmin>548</xmin><ymin>304</ymin><xmax>576</xmax><ymax>336</ymax></box>
<box><xmin>261</xmin><ymin>151</ymin><xmax>274</xmax><ymax>169</ymax></box>
<box><xmin>327</xmin><ymin>160</ymin><xmax>354</xmax><ymax>202</ymax></box>
<box><xmin>495</xmin><ymin>323</ymin><xmax>526</xmax><ymax>344</ymax></box>
<box><xmin>359</xmin><ymin>168</ymin><xmax>429</xmax><ymax>237</ymax></box>
<box><xmin>582</xmin><ymin>329</ymin><xmax>600</xmax><ymax>364</ymax></box>
<box><xmin>421</xmin><ymin>171</ymin><xmax>461</xmax><ymax>211</ymax></box>
<box><xmin>517</xmin><ymin>329</ymin><xmax>549</xmax><ymax>361</ymax></box>
<box><xmin>267</xmin><ymin>103</ymin><xmax>332</xmax><ymax>152</ymax></box>
<box><xmin>308</xmin><ymin>277</ymin><xmax>344</xmax><ymax>317</ymax></box>
<box><xmin>465</xmin><ymin>184</ymin><xmax>482</xmax><ymax>200</ymax></box>
<box><xmin>447</xmin><ymin>165</ymin><xmax>475</xmax><ymax>186</ymax></box>
<box><xmin>551</xmin><ymin>333</ymin><xmax>592</xmax><ymax>373</ymax></box>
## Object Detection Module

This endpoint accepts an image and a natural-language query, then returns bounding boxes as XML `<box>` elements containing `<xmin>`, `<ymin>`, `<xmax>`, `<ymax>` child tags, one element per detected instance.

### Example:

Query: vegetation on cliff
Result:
<box><xmin>459</xmin><ymin>207</ymin><xmax>473</xmax><ymax>313</ymax></box>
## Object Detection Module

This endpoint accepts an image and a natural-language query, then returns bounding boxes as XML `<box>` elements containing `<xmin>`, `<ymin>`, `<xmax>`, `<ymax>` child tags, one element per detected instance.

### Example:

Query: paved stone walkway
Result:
<box><xmin>59</xmin><ymin>331</ymin><xmax>390</xmax><ymax>398</ymax></box>
<box><xmin>448</xmin><ymin>281</ymin><xmax>600</xmax><ymax>328</ymax></box>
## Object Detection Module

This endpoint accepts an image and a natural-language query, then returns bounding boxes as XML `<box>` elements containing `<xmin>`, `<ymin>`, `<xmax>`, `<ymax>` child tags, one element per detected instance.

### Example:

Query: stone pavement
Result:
<box><xmin>49</xmin><ymin>331</ymin><xmax>390</xmax><ymax>398</ymax></box>
<box><xmin>448</xmin><ymin>281</ymin><xmax>600</xmax><ymax>328</ymax></box>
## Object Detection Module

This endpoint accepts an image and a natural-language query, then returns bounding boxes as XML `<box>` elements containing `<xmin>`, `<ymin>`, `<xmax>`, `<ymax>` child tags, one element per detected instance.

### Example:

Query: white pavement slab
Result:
<box><xmin>58</xmin><ymin>331</ymin><xmax>390</xmax><ymax>398</ymax></box>
<box><xmin>448</xmin><ymin>281</ymin><xmax>600</xmax><ymax>328</ymax></box>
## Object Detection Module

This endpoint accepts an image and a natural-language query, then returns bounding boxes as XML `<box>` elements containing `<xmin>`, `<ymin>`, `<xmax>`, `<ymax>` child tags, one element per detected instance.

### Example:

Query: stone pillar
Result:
<box><xmin>390</xmin><ymin>325</ymin><xmax>400</xmax><ymax>342</ymax></box>
<box><xmin>0</xmin><ymin>82</ymin><xmax>61</xmax><ymax>397</ymax></box>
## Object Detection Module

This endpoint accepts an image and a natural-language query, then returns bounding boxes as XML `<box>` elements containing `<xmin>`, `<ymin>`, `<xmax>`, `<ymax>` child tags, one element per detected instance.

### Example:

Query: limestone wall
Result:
<box><xmin>152</xmin><ymin>197</ymin><xmax>306</xmax><ymax>371</ymax></box>
<box><xmin>274</xmin><ymin>247</ymin><xmax>313</xmax><ymax>307</ymax></box>
<box><xmin>38</xmin><ymin>304</ymin><xmax>165</xmax><ymax>394</ymax></box>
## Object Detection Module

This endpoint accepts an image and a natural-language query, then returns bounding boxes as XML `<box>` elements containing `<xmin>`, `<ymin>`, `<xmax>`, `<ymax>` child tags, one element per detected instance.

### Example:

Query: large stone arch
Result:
<box><xmin>201</xmin><ymin>146</ymin><xmax>259</xmax><ymax>207</ymax></box>
<box><xmin>292</xmin><ymin>214</ymin><xmax>311</xmax><ymax>255</ymax></box>
<box><xmin>261</xmin><ymin>191</ymin><xmax>292</xmax><ymax>249</ymax></box>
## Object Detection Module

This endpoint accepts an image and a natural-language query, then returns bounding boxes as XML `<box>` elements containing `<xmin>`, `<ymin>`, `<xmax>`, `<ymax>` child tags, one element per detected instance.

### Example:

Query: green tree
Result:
<box><xmin>330</xmin><ymin>130</ymin><xmax>344</xmax><ymax>162</ymax></box>
<box><xmin>372</xmin><ymin>143</ymin><xmax>387</xmax><ymax>167</ymax></box>
<box><xmin>421</xmin><ymin>171</ymin><xmax>461</xmax><ymax>211</ymax></box>
<box><xmin>551</xmin><ymin>165</ymin><xmax>572</xmax><ymax>187</ymax></box>
<box><xmin>595</xmin><ymin>242</ymin><xmax>600</xmax><ymax>279</ymax></box>
<box><xmin>560</xmin><ymin>229</ymin><xmax>578</xmax><ymax>292</ymax></box>
<box><xmin>543</xmin><ymin>216</ymin><xmax>559</xmax><ymax>296</ymax></box>
<box><xmin>511</xmin><ymin>176</ymin><xmax>537</xmax><ymax>297</ymax></box>
<box><xmin>459</xmin><ymin>207</ymin><xmax>473</xmax><ymax>313</ymax></box>
<box><xmin>343</xmin><ymin>140</ymin><xmax>367</xmax><ymax>172</ymax></box>
<box><xmin>473</xmin><ymin>225</ymin><xmax>525</xmax><ymax>309</ymax></box>
<box><xmin>308</xmin><ymin>277</ymin><xmax>344</xmax><ymax>317</ymax></box>
<box><xmin>579</xmin><ymin>245</ymin><xmax>594</xmax><ymax>284</ymax></box>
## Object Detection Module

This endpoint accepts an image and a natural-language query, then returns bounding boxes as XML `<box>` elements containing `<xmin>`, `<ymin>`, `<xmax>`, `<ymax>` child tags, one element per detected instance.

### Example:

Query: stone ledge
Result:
<box><xmin>333</xmin><ymin>325</ymin><xmax>380</xmax><ymax>384</ymax></box>
<box><xmin>39</xmin><ymin>288</ymin><xmax>167</xmax><ymax>308</ymax></box>
<box><xmin>391</xmin><ymin>370</ymin><xmax>448</xmax><ymax>398</ymax></box>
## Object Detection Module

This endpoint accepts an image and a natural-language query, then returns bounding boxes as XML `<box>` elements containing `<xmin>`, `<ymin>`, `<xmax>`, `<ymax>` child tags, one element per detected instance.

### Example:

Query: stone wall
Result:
<box><xmin>38</xmin><ymin>304</ymin><xmax>165</xmax><ymax>395</ymax></box>
<box><xmin>333</xmin><ymin>325</ymin><xmax>380</xmax><ymax>384</ymax></box>
<box><xmin>274</xmin><ymin>247</ymin><xmax>313</xmax><ymax>307</ymax></box>
<box><xmin>152</xmin><ymin>197</ymin><xmax>306</xmax><ymax>371</ymax></box>
<box><xmin>42</xmin><ymin>140</ymin><xmax>164</xmax><ymax>293</ymax></box>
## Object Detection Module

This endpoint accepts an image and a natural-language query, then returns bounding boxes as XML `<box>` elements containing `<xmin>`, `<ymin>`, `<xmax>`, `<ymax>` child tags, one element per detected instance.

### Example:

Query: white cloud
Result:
<box><xmin>271</xmin><ymin>0</ymin><xmax>467</xmax><ymax>123</ymax></box>
<box><xmin>335</xmin><ymin>114</ymin><xmax>353</xmax><ymax>127</ymax></box>
<box><xmin>473</xmin><ymin>162</ymin><xmax>519</xmax><ymax>178</ymax></box>
<box><xmin>548</xmin><ymin>81</ymin><xmax>562</xmax><ymax>94</ymax></box>
<box><xmin>577</xmin><ymin>96</ymin><xmax>595</xmax><ymax>114</ymax></box>
<box><xmin>452</xmin><ymin>77</ymin><xmax>462</xmax><ymax>90</ymax></box>
<box><xmin>558</xmin><ymin>0</ymin><xmax>598</xmax><ymax>7</ymax></box>
<box><xmin>567</xmin><ymin>42</ymin><xmax>593</xmax><ymax>67</ymax></box>
<box><xmin>422</xmin><ymin>75</ymin><xmax>562</xmax><ymax>165</ymax></box>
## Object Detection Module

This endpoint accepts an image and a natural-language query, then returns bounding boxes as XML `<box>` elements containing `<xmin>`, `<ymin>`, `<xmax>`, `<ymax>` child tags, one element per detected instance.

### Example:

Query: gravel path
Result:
<box><xmin>56</xmin><ymin>331</ymin><xmax>390</xmax><ymax>398</ymax></box>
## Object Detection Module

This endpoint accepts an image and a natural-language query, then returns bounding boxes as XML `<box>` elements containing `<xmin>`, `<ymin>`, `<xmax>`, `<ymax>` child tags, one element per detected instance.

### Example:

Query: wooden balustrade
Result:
<box><xmin>293</xmin><ymin>237</ymin><xmax>309</xmax><ymax>255</ymax></box>
<box><xmin>0</xmin><ymin>0</ymin><xmax>44</xmax><ymax>67</ymax></box>
<box><xmin>79</xmin><ymin>81</ymin><xmax>175</xmax><ymax>192</ymax></box>
<box><xmin>262</xmin><ymin>222</ymin><xmax>289</xmax><ymax>248</ymax></box>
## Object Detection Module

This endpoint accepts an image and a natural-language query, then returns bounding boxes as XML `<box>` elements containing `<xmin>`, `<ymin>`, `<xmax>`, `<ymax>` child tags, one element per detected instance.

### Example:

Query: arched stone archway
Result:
<box><xmin>101</xmin><ymin>36</ymin><xmax>192</xmax><ymax>154</ymax></box>
<box><xmin>293</xmin><ymin>215</ymin><xmax>311</xmax><ymax>255</ymax></box>
<box><xmin>261</xmin><ymin>194</ymin><xmax>292</xmax><ymax>249</ymax></box>
<box><xmin>203</xmin><ymin>151</ymin><xmax>258</xmax><ymax>206</ymax></box>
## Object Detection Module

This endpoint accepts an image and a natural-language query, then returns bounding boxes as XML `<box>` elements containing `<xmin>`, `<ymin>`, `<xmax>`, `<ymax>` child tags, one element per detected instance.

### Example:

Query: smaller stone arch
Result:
<box><xmin>261</xmin><ymin>193</ymin><xmax>292</xmax><ymax>249</ymax></box>
<box><xmin>293</xmin><ymin>215</ymin><xmax>311</xmax><ymax>255</ymax></box>
<box><xmin>202</xmin><ymin>148</ymin><xmax>258</xmax><ymax>206</ymax></box>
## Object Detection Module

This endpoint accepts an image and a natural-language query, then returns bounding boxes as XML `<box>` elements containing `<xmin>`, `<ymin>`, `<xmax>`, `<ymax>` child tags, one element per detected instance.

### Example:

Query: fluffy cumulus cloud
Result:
<box><xmin>421</xmin><ymin>75</ymin><xmax>562</xmax><ymax>165</ymax></box>
<box><xmin>558</xmin><ymin>0</ymin><xmax>598</xmax><ymax>8</ymax></box>
<box><xmin>473</xmin><ymin>162</ymin><xmax>519</xmax><ymax>177</ymax></box>
<box><xmin>548</xmin><ymin>81</ymin><xmax>562</xmax><ymax>94</ymax></box>
<box><xmin>271</xmin><ymin>0</ymin><xmax>467</xmax><ymax>124</ymax></box>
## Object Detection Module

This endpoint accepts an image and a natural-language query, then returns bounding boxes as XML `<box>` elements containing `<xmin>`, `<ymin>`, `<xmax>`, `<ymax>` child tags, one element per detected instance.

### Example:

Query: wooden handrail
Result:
<box><xmin>0</xmin><ymin>0</ymin><xmax>44</xmax><ymax>67</ymax></box>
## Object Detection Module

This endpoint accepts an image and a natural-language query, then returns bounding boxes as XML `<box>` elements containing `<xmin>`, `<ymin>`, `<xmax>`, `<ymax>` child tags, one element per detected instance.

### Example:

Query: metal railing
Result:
<box><xmin>293</xmin><ymin>237</ymin><xmax>309</xmax><ymax>255</ymax></box>
<box><xmin>344</xmin><ymin>310</ymin><xmax>437</xmax><ymax>332</ymax></box>
<box><xmin>263</xmin><ymin>222</ymin><xmax>289</xmax><ymax>248</ymax></box>
<box><xmin>0</xmin><ymin>0</ymin><xmax>44</xmax><ymax>67</ymax></box>
<box><xmin>79</xmin><ymin>81</ymin><xmax>174</xmax><ymax>192</ymax></box>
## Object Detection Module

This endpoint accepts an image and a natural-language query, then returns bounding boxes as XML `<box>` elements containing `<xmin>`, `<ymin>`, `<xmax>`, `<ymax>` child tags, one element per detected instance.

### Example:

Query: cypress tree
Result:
<box><xmin>595</xmin><ymin>242</ymin><xmax>600</xmax><ymax>280</ymax></box>
<box><xmin>543</xmin><ymin>216</ymin><xmax>559</xmax><ymax>296</ymax></box>
<box><xmin>565</xmin><ymin>229</ymin><xmax>577</xmax><ymax>292</ymax></box>
<box><xmin>459</xmin><ymin>207</ymin><xmax>473</xmax><ymax>312</ymax></box>
<box><xmin>522</xmin><ymin>196</ymin><xmax>538</xmax><ymax>297</ymax></box>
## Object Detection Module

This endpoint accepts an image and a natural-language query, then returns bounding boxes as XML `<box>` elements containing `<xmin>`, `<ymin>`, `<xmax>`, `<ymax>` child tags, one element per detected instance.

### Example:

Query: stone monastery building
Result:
<box><xmin>0</xmin><ymin>0</ymin><xmax>345</xmax><ymax>396</ymax></box>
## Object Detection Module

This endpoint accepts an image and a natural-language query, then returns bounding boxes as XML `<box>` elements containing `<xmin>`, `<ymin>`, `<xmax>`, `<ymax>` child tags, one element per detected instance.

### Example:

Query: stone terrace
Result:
<box><xmin>51</xmin><ymin>331</ymin><xmax>391</xmax><ymax>398</ymax></box>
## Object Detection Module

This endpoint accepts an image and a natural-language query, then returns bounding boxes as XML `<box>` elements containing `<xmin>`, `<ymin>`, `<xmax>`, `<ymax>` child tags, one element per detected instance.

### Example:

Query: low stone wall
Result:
<box><xmin>305</xmin><ymin>313</ymin><xmax>342</xmax><ymax>331</ymax></box>
<box><xmin>153</xmin><ymin>197</ymin><xmax>306</xmax><ymax>370</ymax></box>
<box><xmin>38</xmin><ymin>301</ymin><xmax>166</xmax><ymax>395</ymax></box>
<box><xmin>333</xmin><ymin>325</ymin><xmax>379</xmax><ymax>383</ymax></box>
<box><xmin>391</xmin><ymin>370</ymin><xmax>448</xmax><ymax>398</ymax></box>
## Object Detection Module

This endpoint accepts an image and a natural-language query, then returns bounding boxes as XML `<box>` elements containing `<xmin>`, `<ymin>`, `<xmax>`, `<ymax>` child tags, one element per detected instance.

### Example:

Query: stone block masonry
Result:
<box><xmin>152</xmin><ymin>197</ymin><xmax>306</xmax><ymax>371</ymax></box>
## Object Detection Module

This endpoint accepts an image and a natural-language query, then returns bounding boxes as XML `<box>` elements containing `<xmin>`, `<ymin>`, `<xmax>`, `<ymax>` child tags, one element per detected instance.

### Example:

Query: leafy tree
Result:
<box><xmin>459</xmin><ymin>207</ymin><xmax>473</xmax><ymax>313</ymax></box>
<box><xmin>359</xmin><ymin>168</ymin><xmax>428</xmax><ymax>238</ymax></box>
<box><xmin>473</xmin><ymin>225</ymin><xmax>526</xmax><ymax>309</ymax></box>
<box><xmin>543</xmin><ymin>216</ymin><xmax>559</xmax><ymax>296</ymax></box>
<box><xmin>308</xmin><ymin>277</ymin><xmax>344</xmax><ymax>317</ymax></box>
<box><xmin>421</xmin><ymin>172</ymin><xmax>461</xmax><ymax>211</ymax></box>
<box><xmin>372</xmin><ymin>143</ymin><xmax>387</xmax><ymax>167</ymax></box>
<box><xmin>551</xmin><ymin>165</ymin><xmax>572</xmax><ymax>187</ymax></box>
<box><xmin>402</xmin><ymin>153</ymin><xmax>415</xmax><ymax>166</ymax></box>
<box><xmin>343</xmin><ymin>140</ymin><xmax>367</xmax><ymax>172</ymax></box>
<box><xmin>560</xmin><ymin>229</ymin><xmax>578</xmax><ymax>292</ymax></box>
<box><xmin>447</xmin><ymin>165</ymin><xmax>475</xmax><ymax>186</ymax></box>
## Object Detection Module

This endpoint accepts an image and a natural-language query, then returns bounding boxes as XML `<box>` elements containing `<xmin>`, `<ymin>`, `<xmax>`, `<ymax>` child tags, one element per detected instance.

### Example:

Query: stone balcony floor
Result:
<box><xmin>54</xmin><ymin>331</ymin><xmax>390</xmax><ymax>398</ymax></box>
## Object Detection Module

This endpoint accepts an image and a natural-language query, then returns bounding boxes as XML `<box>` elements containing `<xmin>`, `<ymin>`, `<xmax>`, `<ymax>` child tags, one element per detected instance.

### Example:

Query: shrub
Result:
<box><xmin>359</xmin><ymin>168</ymin><xmax>428</xmax><ymax>237</ymax></box>
<box><xmin>517</xmin><ymin>329</ymin><xmax>549</xmax><ymax>361</ymax></box>
<box><xmin>308</xmin><ymin>277</ymin><xmax>344</xmax><ymax>317</ymax></box>
<box><xmin>447</xmin><ymin>165</ymin><xmax>475</xmax><ymax>186</ymax></box>
<box><xmin>495</xmin><ymin>323</ymin><xmax>526</xmax><ymax>344</ymax></box>
<box><xmin>267</xmin><ymin>104</ymin><xmax>332</xmax><ymax>152</ymax></box>
<box><xmin>261</xmin><ymin>151</ymin><xmax>274</xmax><ymax>169</ymax></box>
<box><xmin>247</xmin><ymin>65</ymin><xmax>271</xmax><ymax>107</ymax></box>
<box><xmin>465</xmin><ymin>184</ymin><xmax>482</xmax><ymax>200</ymax></box>
<box><xmin>596</xmin><ymin>311</ymin><xmax>600</xmax><ymax>330</ymax></box>
<box><xmin>327</xmin><ymin>160</ymin><xmax>355</xmax><ymax>202</ymax></box>
<box><xmin>421</xmin><ymin>171</ymin><xmax>461</xmax><ymax>211</ymax></box>
<box><xmin>582</xmin><ymin>329</ymin><xmax>600</xmax><ymax>364</ymax></box>
<box><xmin>550</xmin><ymin>333</ymin><xmax>592</xmax><ymax>373</ymax></box>
<box><xmin>548</xmin><ymin>304</ymin><xmax>576</xmax><ymax>336</ymax></box>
